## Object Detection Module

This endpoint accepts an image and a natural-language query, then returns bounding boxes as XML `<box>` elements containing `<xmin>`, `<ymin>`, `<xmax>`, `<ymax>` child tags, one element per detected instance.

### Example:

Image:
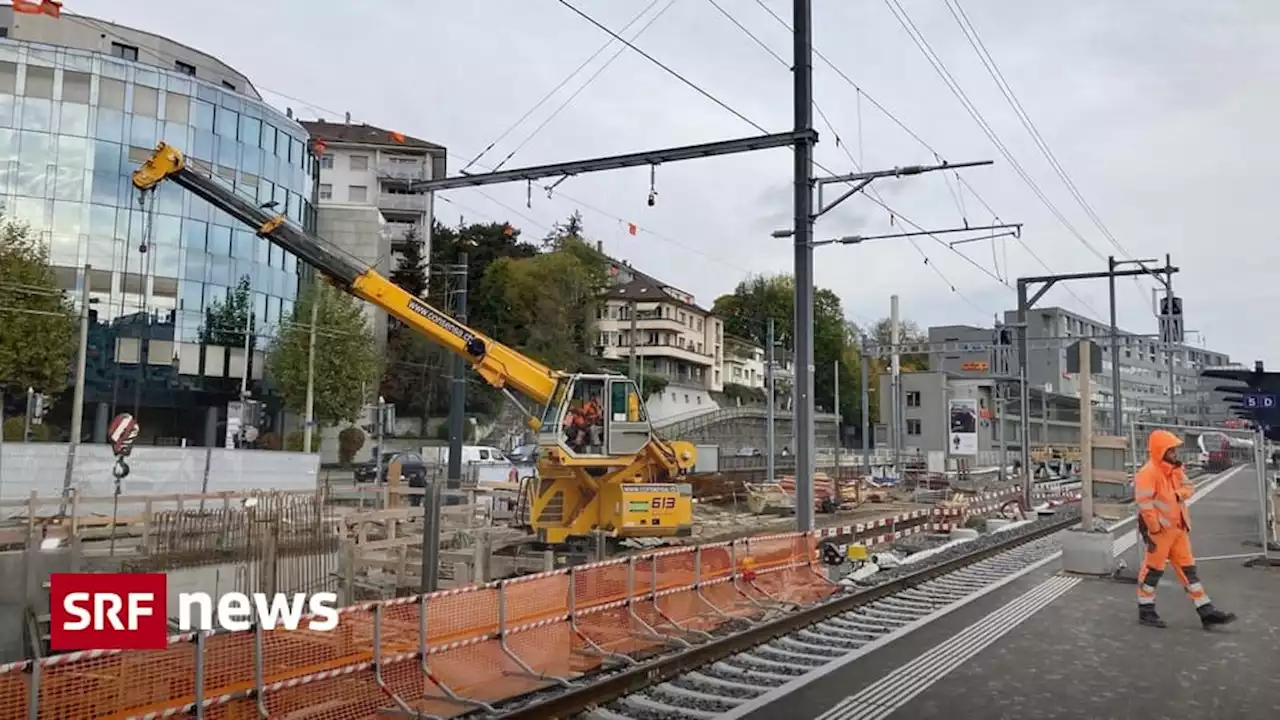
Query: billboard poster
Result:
<box><xmin>949</xmin><ymin>398</ymin><xmax>979</xmax><ymax>456</ymax></box>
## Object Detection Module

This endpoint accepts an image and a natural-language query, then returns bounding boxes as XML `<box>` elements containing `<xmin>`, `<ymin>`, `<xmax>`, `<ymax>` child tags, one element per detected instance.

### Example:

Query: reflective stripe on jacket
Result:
<box><xmin>1135</xmin><ymin>429</ymin><xmax>1193</xmax><ymax>533</ymax></box>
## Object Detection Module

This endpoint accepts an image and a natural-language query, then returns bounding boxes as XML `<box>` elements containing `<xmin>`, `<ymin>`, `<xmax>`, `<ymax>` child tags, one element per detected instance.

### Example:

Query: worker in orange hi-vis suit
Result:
<box><xmin>1135</xmin><ymin>429</ymin><xmax>1237</xmax><ymax>629</ymax></box>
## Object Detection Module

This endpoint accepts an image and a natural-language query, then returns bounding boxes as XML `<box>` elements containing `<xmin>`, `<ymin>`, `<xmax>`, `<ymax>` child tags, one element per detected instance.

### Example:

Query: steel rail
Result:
<box><xmin>492</xmin><ymin>511</ymin><xmax>1081</xmax><ymax>718</ymax></box>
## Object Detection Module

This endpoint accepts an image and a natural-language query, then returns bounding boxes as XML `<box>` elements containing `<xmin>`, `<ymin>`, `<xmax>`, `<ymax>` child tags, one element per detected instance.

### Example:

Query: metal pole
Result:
<box><xmin>1079</xmin><ymin>341</ymin><xmax>1094</xmax><ymax>532</ymax></box>
<box><xmin>238</xmin><ymin>289</ymin><xmax>251</xmax><ymax>447</ymax></box>
<box><xmin>767</xmin><ymin>316</ymin><xmax>775</xmax><ymax>484</ymax></box>
<box><xmin>628</xmin><ymin>300</ymin><xmax>638</xmax><ymax>379</ymax></box>
<box><xmin>860</xmin><ymin>338</ymin><xmax>871</xmax><ymax>478</ymax></box>
<box><xmin>1165</xmin><ymin>254</ymin><xmax>1177</xmax><ymax>422</ymax></box>
<box><xmin>834</xmin><ymin>359</ymin><xmax>841</xmax><ymax>479</ymax></box>
<box><xmin>1040</xmin><ymin>389</ymin><xmax>1048</xmax><ymax>446</ymax></box>
<box><xmin>1256</xmin><ymin>425</ymin><xmax>1270</xmax><ymax>562</ymax></box>
<box><xmin>62</xmin><ymin>265</ymin><xmax>92</xmax><ymax>504</ymax></box>
<box><xmin>302</xmin><ymin>282</ymin><xmax>320</xmax><ymax>453</ymax></box>
<box><xmin>1108</xmin><ymin>256</ymin><xmax>1123</xmax><ymax>435</ymax></box>
<box><xmin>421</xmin><ymin>476</ymin><xmax>442</xmax><ymax>592</ymax></box>
<box><xmin>22</xmin><ymin>387</ymin><xmax>32</xmax><ymax>443</ymax></box>
<box><xmin>994</xmin><ymin>382</ymin><xmax>1007</xmax><ymax>482</ymax></box>
<box><xmin>1016</xmin><ymin>281</ymin><xmax>1032</xmax><ymax>507</ymax></box>
<box><xmin>447</xmin><ymin>253</ymin><xmax>469</xmax><ymax>490</ymax></box>
<box><xmin>791</xmin><ymin>0</ymin><xmax>816</xmax><ymax>531</ymax></box>
<box><xmin>890</xmin><ymin>295</ymin><xmax>901</xmax><ymax>474</ymax></box>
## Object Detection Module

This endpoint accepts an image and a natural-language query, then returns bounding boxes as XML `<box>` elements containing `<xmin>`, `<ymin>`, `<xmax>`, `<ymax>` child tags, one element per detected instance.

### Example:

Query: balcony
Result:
<box><xmin>377</xmin><ymin>161</ymin><xmax>430</xmax><ymax>182</ymax></box>
<box><xmin>377</xmin><ymin>192</ymin><xmax>430</xmax><ymax>214</ymax></box>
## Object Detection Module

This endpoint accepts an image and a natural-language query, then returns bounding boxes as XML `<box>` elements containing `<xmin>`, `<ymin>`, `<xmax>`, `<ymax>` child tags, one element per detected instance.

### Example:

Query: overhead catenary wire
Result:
<box><xmin>555</xmin><ymin>0</ymin><xmax>996</xmax><ymax>317</ymax></box>
<box><xmin>941</xmin><ymin>0</ymin><xmax>1150</xmax><ymax>302</ymax></box>
<box><xmin>466</xmin><ymin>0</ymin><xmax>673</xmax><ymax>173</ymax></box>
<box><xmin>879</xmin><ymin>0</ymin><xmax>1112</xmax><ymax>266</ymax></box>
<box><xmin>749</xmin><ymin>0</ymin><xmax>1101</xmax><ymax>315</ymax></box>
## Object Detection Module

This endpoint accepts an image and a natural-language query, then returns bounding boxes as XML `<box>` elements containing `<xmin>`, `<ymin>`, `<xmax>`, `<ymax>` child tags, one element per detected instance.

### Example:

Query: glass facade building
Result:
<box><xmin>0</xmin><ymin>37</ymin><xmax>316</xmax><ymax>444</ymax></box>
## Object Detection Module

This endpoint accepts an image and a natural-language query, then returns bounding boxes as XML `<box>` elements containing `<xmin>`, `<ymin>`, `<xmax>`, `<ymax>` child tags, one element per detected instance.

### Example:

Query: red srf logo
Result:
<box><xmin>49</xmin><ymin>573</ymin><xmax>168</xmax><ymax>651</ymax></box>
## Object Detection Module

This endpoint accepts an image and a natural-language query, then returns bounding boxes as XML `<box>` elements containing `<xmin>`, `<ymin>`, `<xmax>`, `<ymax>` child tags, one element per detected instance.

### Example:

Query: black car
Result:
<box><xmin>354</xmin><ymin>452</ymin><xmax>428</xmax><ymax>486</ymax></box>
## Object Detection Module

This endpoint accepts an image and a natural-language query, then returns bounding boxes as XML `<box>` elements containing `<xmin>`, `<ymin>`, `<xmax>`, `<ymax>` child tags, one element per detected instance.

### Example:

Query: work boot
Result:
<box><xmin>1139</xmin><ymin>605</ymin><xmax>1167</xmax><ymax>628</ymax></box>
<box><xmin>1197</xmin><ymin>604</ymin><xmax>1237</xmax><ymax>629</ymax></box>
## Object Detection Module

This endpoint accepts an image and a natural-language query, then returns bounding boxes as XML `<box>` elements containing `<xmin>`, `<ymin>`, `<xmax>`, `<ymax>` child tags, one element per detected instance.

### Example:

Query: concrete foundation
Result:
<box><xmin>1061</xmin><ymin>528</ymin><xmax>1118</xmax><ymax>576</ymax></box>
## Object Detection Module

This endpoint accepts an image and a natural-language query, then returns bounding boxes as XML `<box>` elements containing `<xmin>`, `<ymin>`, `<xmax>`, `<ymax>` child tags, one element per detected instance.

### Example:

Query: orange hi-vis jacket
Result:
<box><xmin>1135</xmin><ymin>429</ymin><xmax>1195</xmax><ymax>535</ymax></box>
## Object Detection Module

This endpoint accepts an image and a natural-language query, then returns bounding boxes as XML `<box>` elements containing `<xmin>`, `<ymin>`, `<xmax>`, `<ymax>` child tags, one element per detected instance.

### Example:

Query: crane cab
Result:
<box><xmin>528</xmin><ymin>372</ymin><xmax>696</xmax><ymax>545</ymax></box>
<box><xmin>538</xmin><ymin>373</ymin><xmax>655</xmax><ymax>459</ymax></box>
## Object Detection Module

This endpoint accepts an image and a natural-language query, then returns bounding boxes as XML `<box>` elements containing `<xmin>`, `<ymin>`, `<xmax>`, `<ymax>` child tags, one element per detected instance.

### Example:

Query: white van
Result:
<box><xmin>421</xmin><ymin>444</ymin><xmax>511</xmax><ymax>466</ymax></box>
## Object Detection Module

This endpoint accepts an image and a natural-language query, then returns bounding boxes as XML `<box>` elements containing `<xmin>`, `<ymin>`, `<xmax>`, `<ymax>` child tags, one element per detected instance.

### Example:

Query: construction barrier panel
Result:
<box><xmin>3</xmin><ymin>489</ymin><xmax>1082</xmax><ymax>719</ymax></box>
<box><xmin>0</xmin><ymin>531</ymin><xmax>834</xmax><ymax>720</ymax></box>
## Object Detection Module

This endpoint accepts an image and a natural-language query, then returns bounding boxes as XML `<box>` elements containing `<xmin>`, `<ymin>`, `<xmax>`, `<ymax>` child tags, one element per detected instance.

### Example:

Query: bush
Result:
<box><xmin>2</xmin><ymin>417</ymin><xmax>53</xmax><ymax>441</ymax></box>
<box><xmin>284</xmin><ymin>430</ymin><xmax>319</xmax><ymax>453</ymax></box>
<box><xmin>257</xmin><ymin>431</ymin><xmax>283</xmax><ymax>451</ymax></box>
<box><xmin>337</xmin><ymin>426</ymin><xmax>366</xmax><ymax>466</ymax></box>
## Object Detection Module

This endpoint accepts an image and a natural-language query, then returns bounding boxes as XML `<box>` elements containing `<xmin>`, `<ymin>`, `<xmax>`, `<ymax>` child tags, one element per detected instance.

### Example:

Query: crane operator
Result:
<box><xmin>1135</xmin><ymin>429</ymin><xmax>1236</xmax><ymax>629</ymax></box>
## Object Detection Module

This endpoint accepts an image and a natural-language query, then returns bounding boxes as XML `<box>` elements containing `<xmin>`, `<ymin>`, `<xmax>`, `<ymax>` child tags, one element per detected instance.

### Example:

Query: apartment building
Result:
<box><xmin>592</xmin><ymin>265</ymin><xmax>724</xmax><ymax>421</ymax></box>
<box><xmin>301</xmin><ymin>116</ymin><xmax>446</xmax><ymax>263</ymax></box>
<box><xmin>300</xmin><ymin>117</ymin><xmax>446</xmax><ymax>348</ymax></box>
<box><xmin>724</xmin><ymin>336</ymin><xmax>766</xmax><ymax>390</ymax></box>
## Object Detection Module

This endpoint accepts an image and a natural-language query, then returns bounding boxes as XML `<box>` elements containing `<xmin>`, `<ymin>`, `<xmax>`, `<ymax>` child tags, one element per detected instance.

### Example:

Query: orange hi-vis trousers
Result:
<box><xmin>1136</xmin><ymin>527</ymin><xmax>1212</xmax><ymax>609</ymax></box>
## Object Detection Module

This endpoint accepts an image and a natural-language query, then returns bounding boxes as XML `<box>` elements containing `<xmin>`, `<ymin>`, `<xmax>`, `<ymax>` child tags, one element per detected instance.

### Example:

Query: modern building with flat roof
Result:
<box><xmin>0</xmin><ymin>7</ymin><xmax>317</xmax><ymax>444</ymax></box>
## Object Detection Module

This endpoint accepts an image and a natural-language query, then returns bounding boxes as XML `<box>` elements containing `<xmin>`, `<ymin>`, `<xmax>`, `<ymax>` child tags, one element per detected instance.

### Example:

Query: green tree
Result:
<box><xmin>381</xmin><ymin>224</ymin><xmax>434</xmax><ymax>414</ymax></box>
<box><xmin>478</xmin><ymin>220</ymin><xmax>608</xmax><ymax>373</ymax></box>
<box><xmin>267</xmin><ymin>281</ymin><xmax>381</xmax><ymax>426</ymax></box>
<box><xmin>711</xmin><ymin>274</ymin><xmax>859</xmax><ymax>426</ymax></box>
<box><xmin>0</xmin><ymin>218</ymin><xmax>75</xmax><ymax>395</ymax></box>
<box><xmin>389</xmin><ymin>225</ymin><xmax>428</xmax><ymax>298</ymax></box>
<box><xmin>870</xmin><ymin>316</ymin><xmax>929</xmax><ymax>371</ymax></box>
<box><xmin>201</xmin><ymin>275</ymin><xmax>252</xmax><ymax>346</ymax></box>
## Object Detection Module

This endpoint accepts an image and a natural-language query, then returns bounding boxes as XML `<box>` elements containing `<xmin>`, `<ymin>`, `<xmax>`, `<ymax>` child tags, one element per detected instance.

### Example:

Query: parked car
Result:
<box><xmin>354</xmin><ymin>452</ymin><xmax>428</xmax><ymax>486</ymax></box>
<box><xmin>505</xmin><ymin>444</ymin><xmax>539</xmax><ymax>464</ymax></box>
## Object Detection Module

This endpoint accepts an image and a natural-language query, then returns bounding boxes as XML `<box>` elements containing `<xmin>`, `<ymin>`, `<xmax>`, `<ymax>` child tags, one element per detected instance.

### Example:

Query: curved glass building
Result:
<box><xmin>0</xmin><ymin>8</ymin><xmax>316</xmax><ymax>443</ymax></box>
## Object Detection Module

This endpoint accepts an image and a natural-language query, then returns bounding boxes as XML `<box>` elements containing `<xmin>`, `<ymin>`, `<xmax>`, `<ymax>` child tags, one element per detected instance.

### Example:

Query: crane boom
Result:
<box><xmin>132</xmin><ymin>143</ymin><xmax>561</xmax><ymax>409</ymax></box>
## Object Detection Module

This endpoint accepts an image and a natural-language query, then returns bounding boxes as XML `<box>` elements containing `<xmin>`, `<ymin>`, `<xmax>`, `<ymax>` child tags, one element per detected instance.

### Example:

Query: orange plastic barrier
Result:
<box><xmin>0</xmin><ymin>531</ymin><xmax>836</xmax><ymax>720</ymax></box>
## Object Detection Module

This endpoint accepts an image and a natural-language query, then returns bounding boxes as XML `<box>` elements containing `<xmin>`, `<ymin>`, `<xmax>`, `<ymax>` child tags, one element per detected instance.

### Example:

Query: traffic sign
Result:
<box><xmin>1243</xmin><ymin>393</ymin><xmax>1277</xmax><ymax>410</ymax></box>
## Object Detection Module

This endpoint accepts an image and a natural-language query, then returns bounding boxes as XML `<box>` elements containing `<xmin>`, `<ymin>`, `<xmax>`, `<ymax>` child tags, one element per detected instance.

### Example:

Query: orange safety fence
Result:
<box><xmin>0</xmin><ymin>530</ymin><xmax>837</xmax><ymax>720</ymax></box>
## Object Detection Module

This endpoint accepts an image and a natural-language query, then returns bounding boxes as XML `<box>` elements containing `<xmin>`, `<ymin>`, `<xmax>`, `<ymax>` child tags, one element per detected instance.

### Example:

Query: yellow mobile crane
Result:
<box><xmin>132</xmin><ymin>142</ymin><xmax>697</xmax><ymax>546</ymax></box>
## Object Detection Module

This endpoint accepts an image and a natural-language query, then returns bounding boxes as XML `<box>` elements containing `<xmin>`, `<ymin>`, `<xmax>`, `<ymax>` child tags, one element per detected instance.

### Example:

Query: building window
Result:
<box><xmin>348</xmin><ymin>185</ymin><xmax>368</xmax><ymax>202</ymax></box>
<box><xmin>174</xmin><ymin>60</ymin><xmax>196</xmax><ymax>76</ymax></box>
<box><xmin>111</xmin><ymin>42</ymin><xmax>139</xmax><ymax>61</ymax></box>
<box><xmin>318</xmin><ymin>184</ymin><xmax>332</xmax><ymax>200</ymax></box>
<box><xmin>221</xmin><ymin>80</ymin><xmax>236</xmax><ymax>91</ymax></box>
<box><xmin>320</xmin><ymin>153</ymin><xmax>334</xmax><ymax>169</ymax></box>
<box><xmin>350</xmin><ymin>155</ymin><xmax>369</xmax><ymax>171</ymax></box>
<box><xmin>906</xmin><ymin>419</ymin><xmax>922</xmax><ymax>436</ymax></box>
<box><xmin>906</xmin><ymin>391</ymin><xmax>921</xmax><ymax>407</ymax></box>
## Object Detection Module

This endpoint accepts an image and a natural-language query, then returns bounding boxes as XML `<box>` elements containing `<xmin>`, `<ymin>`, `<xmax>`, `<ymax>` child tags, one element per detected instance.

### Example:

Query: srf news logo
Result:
<box><xmin>49</xmin><ymin>573</ymin><xmax>339</xmax><ymax>651</ymax></box>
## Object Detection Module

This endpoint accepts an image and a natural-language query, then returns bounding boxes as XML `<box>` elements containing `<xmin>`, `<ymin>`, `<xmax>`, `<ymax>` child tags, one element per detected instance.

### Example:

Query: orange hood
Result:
<box><xmin>1147</xmin><ymin>429</ymin><xmax>1183</xmax><ymax>466</ymax></box>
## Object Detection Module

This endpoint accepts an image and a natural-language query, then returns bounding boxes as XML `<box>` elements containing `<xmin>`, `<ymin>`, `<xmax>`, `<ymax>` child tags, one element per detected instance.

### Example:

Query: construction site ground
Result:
<box><xmin>691</xmin><ymin>497</ymin><xmax>934</xmax><ymax>544</ymax></box>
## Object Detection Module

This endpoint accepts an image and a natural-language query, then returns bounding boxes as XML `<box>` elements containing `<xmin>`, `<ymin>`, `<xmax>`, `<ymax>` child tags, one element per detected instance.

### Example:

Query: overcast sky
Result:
<box><xmin>72</xmin><ymin>0</ymin><xmax>1280</xmax><ymax>365</ymax></box>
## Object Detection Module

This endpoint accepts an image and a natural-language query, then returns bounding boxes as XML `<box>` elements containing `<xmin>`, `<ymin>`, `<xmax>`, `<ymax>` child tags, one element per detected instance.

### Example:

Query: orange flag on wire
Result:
<box><xmin>13</xmin><ymin>0</ymin><xmax>61</xmax><ymax>17</ymax></box>
<box><xmin>627</xmin><ymin>222</ymin><xmax>638</xmax><ymax>236</ymax></box>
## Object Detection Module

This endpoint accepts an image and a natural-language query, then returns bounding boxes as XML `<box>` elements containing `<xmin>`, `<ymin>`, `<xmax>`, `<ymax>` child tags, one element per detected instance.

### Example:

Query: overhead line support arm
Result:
<box><xmin>409</xmin><ymin>130</ymin><xmax>818</xmax><ymax>192</ymax></box>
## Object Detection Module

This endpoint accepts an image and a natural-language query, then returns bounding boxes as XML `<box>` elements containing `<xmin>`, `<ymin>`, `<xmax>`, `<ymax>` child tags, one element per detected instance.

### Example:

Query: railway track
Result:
<box><xmin>488</xmin><ymin>507</ymin><xmax>1082</xmax><ymax>720</ymax></box>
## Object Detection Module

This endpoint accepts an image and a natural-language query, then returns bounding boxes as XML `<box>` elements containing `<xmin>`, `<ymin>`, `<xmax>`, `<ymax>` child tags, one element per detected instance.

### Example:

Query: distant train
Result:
<box><xmin>1196</xmin><ymin>431</ymin><xmax>1253</xmax><ymax>470</ymax></box>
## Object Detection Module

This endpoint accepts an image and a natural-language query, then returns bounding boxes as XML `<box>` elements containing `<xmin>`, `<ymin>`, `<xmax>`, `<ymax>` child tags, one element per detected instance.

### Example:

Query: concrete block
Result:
<box><xmin>1061</xmin><ymin>528</ymin><xmax>1117</xmax><ymax>576</ymax></box>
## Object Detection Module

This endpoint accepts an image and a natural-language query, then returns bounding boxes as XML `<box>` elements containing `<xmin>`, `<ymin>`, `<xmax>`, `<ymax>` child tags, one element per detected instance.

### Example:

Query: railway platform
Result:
<box><xmin>737</xmin><ymin>465</ymin><xmax>1279</xmax><ymax>720</ymax></box>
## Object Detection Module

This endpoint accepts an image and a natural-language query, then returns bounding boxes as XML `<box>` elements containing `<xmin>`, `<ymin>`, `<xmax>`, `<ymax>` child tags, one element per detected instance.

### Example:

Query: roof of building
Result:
<box><xmin>299</xmin><ymin>119</ymin><xmax>446</xmax><ymax>152</ymax></box>
<box><xmin>601</xmin><ymin>273</ymin><xmax>709</xmax><ymax>314</ymax></box>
